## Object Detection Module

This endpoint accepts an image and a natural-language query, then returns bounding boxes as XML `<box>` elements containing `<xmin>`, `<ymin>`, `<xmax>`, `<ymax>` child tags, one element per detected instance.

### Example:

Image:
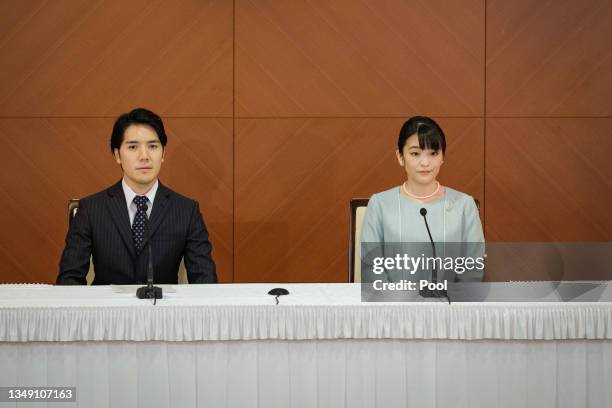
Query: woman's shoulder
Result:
<box><xmin>444</xmin><ymin>187</ymin><xmax>479</xmax><ymax>210</ymax></box>
<box><xmin>368</xmin><ymin>186</ymin><xmax>400</xmax><ymax>205</ymax></box>
<box><xmin>367</xmin><ymin>185</ymin><xmax>479</xmax><ymax>209</ymax></box>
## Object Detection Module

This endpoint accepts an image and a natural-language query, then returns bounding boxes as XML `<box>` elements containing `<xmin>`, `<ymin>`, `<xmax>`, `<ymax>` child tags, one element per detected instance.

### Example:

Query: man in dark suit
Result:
<box><xmin>57</xmin><ymin>108</ymin><xmax>217</xmax><ymax>285</ymax></box>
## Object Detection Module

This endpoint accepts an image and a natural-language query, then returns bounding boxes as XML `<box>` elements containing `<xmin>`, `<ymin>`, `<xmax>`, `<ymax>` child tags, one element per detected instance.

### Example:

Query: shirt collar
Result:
<box><xmin>122</xmin><ymin>178</ymin><xmax>159</xmax><ymax>207</ymax></box>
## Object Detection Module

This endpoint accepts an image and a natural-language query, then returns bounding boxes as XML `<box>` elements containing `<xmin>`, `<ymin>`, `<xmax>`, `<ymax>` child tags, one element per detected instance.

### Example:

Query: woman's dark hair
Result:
<box><xmin>110</xmin><ymin>108</ymin><xmax>168</xmax><ymax>153</ymax></box>
<box><xmin>397</xmin><ymin>116</ymin><xmax>446</xmax><ymax>155</ymax></box>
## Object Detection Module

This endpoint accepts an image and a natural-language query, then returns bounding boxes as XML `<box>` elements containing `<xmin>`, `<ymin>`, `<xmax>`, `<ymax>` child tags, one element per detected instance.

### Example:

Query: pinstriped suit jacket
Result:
<box><xmin>57</xmin><ymin>180</ymin><xmax>217</xmax><ymax>285</ymax></box>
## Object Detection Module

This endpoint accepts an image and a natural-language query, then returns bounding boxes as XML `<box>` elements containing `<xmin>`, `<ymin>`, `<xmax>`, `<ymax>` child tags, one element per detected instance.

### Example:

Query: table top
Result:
<box><xmin>1</xmin><ymin>283</ymin><xmax>611</xmax><ymax>342</ymax></box>
<box><xmin>0</xmin><ymin>283</ymin><xmax>363</xmax><ymax>307</ymax></box>
<box><xmin>2</xmin><ymin>281</ymin><xmax>612</xmax><ymax>306</ymax></box>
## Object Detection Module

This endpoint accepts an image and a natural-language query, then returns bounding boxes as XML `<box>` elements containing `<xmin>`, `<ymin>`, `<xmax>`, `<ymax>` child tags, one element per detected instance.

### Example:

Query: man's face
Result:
<box><xmin>114</xmin><ymin>124</ymin><xmax>164</xmax><ymax>189</ymax></box>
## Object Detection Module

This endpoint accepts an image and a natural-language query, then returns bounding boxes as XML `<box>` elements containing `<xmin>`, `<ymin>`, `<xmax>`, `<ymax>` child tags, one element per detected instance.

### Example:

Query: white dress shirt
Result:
<box><xmin>122</xmin><ymin>179</ymin><xmax>158</xmax><ymax>226</ymax></box>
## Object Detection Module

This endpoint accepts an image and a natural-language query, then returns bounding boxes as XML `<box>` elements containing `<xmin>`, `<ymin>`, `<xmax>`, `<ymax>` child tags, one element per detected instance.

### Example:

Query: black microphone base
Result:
<box><xmin>419</xmin><ymin>288</ymin><xmax>448</xmax><ymax>298</ymax></box>
<box><xmin>136</xmin><ymin>285</ymin><xmax>163</xmax><ymax>299</ymax></box>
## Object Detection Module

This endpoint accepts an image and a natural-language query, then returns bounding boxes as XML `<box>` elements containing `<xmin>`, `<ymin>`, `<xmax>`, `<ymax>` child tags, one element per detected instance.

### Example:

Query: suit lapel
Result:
<box><xmin>140</xmin><ymin>181</ymin><xmax>172</xmax><ymax>250</ymax></box>
<box><xmin>106</xmin><ymin>181</ymin><xmax>137</xmax><ymax>259</ymax></box>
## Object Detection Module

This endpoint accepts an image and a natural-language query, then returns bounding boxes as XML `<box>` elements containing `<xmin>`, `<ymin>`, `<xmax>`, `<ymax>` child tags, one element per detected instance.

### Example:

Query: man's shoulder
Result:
<box><xmin>78</xmin><ymin>182</ymin><xmax>120</xmax><ymax>206</ymax></box>
<box><xmin>77</xmin><ymin>181</ymin><xmax>200</xmax><ymax>211</ymax></box>
<box><xmin>158</xmin><ymin>184</ymin><xmax>199</xmax><ymax>211</ymax></box>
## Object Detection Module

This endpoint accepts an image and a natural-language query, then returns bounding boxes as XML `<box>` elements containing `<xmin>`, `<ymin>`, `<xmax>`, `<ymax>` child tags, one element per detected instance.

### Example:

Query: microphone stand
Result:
<box><xmin>419</xmin><ymin>208</ymin><xmax>450</xmax><ymax>303</ymax></box>
<box><xmin>136</xmin><ymin>203</ymin><xmax>162</xmax><ymax>303</ymax></box>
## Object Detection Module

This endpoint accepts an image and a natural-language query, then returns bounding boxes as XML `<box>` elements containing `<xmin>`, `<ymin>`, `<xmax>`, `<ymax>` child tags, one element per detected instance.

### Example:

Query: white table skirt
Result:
<box><xmin>1</xmin><ymin>339</ymin><xmax>611</xmax><ymax>408</ymax></box>
<box><xmin>1</xmin><ymin>283</ymin><xmax>612</xmax><ymax>407</ymax></box>
<box><xmin>1</xmin><ymin>284</ymin><xmax>612</xmax><ymax>342</ymax></box>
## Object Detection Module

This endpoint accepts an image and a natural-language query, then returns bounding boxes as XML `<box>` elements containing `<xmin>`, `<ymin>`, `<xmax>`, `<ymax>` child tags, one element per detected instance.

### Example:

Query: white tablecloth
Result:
<box><xmin>1</xmin><ymin>283</ymin><xmax>612</xmax><ymax>342</ymax></box>
<box><xmin>1</xmin><ymin>284</ymin><xmax>611</xmax><ymax>408</ymax></box>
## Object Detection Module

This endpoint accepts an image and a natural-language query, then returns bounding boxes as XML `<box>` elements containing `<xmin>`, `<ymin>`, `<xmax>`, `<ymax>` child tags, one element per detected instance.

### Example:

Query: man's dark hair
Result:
<box><xmin>397</xmin><ymin>116</ymin><xmax>446</xmax><ymax>155</ymax></box>
<box><xmin>110</xmin><ymin>108</ymin><xmax>168</xmax><ymax>153</ymax></box>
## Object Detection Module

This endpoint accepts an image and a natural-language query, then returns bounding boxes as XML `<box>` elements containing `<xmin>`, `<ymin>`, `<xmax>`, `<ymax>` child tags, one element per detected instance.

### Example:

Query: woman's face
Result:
<box><xmin>396</xmin><ymin>133</ymin><xmax>444</xmax><ymax>185</ymax></box>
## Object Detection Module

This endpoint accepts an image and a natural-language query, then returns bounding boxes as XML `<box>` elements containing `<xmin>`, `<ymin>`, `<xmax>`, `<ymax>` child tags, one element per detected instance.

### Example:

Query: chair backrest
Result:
<box><xmin>348</xmin><ymin>198</ymin><xmax>369</xmax><ymax>283</ymax></box>
<box><xmin>67</xmin><ymin>199</ymin><xmax>95</xmax><ymax>285</ymax></box>
<box><xmin>68</xmin><ymin>199</ymin><xmax>80</xmax><ymax>227</ymax></box>
<box><xmin>67</xmin><ymin>199</ymin><xmax>189</xmax><ymax>284</ymax></box>
<box><xmin>348</xmin><ymin>196</ymin><xmax>481</xmax><ymax>283</ymax></box>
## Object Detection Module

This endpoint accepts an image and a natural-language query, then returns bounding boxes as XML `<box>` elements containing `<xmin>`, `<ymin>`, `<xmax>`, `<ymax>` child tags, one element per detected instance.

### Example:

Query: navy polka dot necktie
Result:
<box><xmin>132</xmin><ymin>196</ymin><xmax>149</xmax><ymax>255</ymax></box>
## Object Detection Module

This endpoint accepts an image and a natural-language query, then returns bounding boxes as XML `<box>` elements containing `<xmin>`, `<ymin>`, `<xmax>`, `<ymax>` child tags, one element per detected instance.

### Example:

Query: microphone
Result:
<box><xmin>419</xmin><ymin>208</ymin><xmax>448</xmax><ymax>301</ymax></box>
<box><xmin>268</xmin><ymin>288</ymin><xmax>289</xmax><ymax>305</ymax></box>
<box><xmin>136</xmin><ymin>202</ymin><xmax>163</xmax><ymax>302</ymax></box>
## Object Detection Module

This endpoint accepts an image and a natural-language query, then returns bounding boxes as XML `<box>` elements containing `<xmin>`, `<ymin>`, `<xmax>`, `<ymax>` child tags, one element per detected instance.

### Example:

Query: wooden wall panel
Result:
<box><xmin>1</xmin><ymin>1</ymin><xmax>612</xmax><ymax>283</ymax></box>
<box><xmin>487</xmin><ymin>0</ymin><xmax>612</xmax><ymax>116</ymax></box>
<box><xmin>0</xmin><ymin>0</ymin><xmax>233</xmax><ymax>117</ymax></box>
<box><xmin>485</xmin><ymin>118</ymin><xmax>612</xmax><ymax>242</ymax></box>
<box><xmin>236</xmin><ymin>0</ymin><xmax>484</xmax><ymax>116</ymax></box>
<box><xmin>0</xmin><ymin>118</ymin><xmax>233</xmax><ymax>283</ymax></box>
<box><xmin>234</xmin><ymin>118</ymin><xmax>483</xmax><ymax>282</ymax></box>
<box><xmin>160</xmin><ymin>119</ymin><xmax>234</xmax><ymax>282</ymax></box>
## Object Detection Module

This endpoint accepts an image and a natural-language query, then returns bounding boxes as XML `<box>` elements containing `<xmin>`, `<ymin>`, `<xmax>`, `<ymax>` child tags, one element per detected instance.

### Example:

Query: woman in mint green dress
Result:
<box><xmin>361</xmin><ymin>116</ymin><xmax>485</xmax><ymax>282</ymax></box>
